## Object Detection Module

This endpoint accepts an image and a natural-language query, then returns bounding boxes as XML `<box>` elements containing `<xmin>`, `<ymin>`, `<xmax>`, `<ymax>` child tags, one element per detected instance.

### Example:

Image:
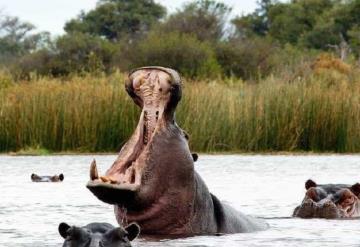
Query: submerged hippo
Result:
<box><xmin>87</xmin><ymin>66</ymin><xmax>267</xmax><ymax>236</ymax></box>
<box><xmin>58</xmin><ymin>222</ymin><xmax>140</xmax><ymax>247</ymax></box>
<box><xmin>31</xmin><ymin>173</ymin><xmax>64</xmax><ymax>182</ymax></box>
<box><xmin>293</xmin><ymin>179</ymin><xmax>360</xmax><ymax>218</ymax></box>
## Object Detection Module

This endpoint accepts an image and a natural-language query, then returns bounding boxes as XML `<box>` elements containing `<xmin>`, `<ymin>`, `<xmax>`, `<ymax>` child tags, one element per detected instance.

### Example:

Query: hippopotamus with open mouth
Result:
<box><xmin>58</xmin><ymin>222</ymin><xmax>140</xmax><ymax>247</ymax></box>
<box><xmin>293</xmin><ymin>179</ymin><xmax>360</xmax><ymax>218</ymax></box>
<box><xmin>87</xmin><ymin>66</ymin><xmax>267</xmax><ymax>236</ymax></box>
<box><xmin>31</xmin><ymin>173</ymin><xmax>64</xmax><ymax>182</ymax></box>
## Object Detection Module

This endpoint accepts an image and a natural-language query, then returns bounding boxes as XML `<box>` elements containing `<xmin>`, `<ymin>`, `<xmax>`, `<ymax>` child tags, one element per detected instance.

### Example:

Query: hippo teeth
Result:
<box><xmin>90</xmin><ymin>159</ymin><xmax>99</xmax><ymax>180</ymax></box>
<box><xmin>90</xmin><ymin>160</ymin><xmax>119</xmax><ymax>184</ymax></box>
<box><xmin>100</xmin><ymin>176</ymin><xmax>118</xmax><ymax>184</ymax></box>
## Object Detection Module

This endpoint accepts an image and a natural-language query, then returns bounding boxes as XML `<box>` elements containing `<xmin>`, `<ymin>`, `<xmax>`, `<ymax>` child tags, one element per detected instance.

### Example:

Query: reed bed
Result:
<box><xmin>0</xmin><ymin>70</ymin><xmax>359</xmax><ymax>153</ymax></box>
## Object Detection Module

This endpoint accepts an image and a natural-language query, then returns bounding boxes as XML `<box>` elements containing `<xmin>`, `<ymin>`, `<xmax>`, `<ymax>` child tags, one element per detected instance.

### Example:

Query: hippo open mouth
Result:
<box><xmin>293</xmin><ymin>179</ymin><xmax>360</xmax><ymax>219</ymax></box>
<box><xmin>87</xmin><ymin>67</ymin><xmax>182</xmax><ymax>207</ymax></box>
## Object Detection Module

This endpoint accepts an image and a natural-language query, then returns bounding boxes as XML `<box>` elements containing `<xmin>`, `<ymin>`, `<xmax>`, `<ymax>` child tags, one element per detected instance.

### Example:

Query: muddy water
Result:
<box><xmin>1</xmin><ymin>155</ymin><xmax>360</xmax><ymax>247</ymax></box>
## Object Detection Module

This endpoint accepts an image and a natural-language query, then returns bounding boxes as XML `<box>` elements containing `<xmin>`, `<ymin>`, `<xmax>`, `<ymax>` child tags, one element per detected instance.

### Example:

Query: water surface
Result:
<box><xmin>1</xmin><ymin>155</ymin><xmax>360</xmax><ymax>247</ymax></box>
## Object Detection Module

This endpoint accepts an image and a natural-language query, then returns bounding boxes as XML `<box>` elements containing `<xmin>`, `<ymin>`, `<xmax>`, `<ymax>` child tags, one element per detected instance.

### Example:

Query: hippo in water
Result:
<box><xmin>87</xmin><ymin>67</ymin><xmax>267</xmax><ymax>236</ymax></box>
<box><xmin>293</xmin><ymin>179</ymin><xmax>360</xmax><ymax>218</ymax></box>
<box><xmin>58</xmin><ymin>222</ymin><xmax>140</xmax><ymax>247</ymax></box>
<box><xmin>31</xmin><ymin>173</ymin><xmax>64</xmax><ymax>182</ymax></box>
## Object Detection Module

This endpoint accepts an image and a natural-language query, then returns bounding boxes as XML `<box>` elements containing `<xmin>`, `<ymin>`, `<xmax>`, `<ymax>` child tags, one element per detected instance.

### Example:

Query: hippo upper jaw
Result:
<box><xmin>87</xmin><ymin>67</ymin><xmax>187</xmax><ymax>208</ymax></box>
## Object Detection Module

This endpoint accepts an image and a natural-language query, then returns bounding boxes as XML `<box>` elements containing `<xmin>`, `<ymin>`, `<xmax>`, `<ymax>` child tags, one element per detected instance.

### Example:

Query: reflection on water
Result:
<box><xmin>1</xmin><ymin>155</ymin><xmax>360</xmax><ymax>247</ymax></box>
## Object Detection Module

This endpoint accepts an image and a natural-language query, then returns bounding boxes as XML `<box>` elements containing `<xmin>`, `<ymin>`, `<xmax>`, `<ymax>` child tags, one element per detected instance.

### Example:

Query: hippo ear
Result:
<box><xmin>305</xmin><ymin>179</ymin><xmax>317</xmax><ymax>190</ymax></box>
<box><xmin>58</xmin><ymin>223</ymin><xmax>70</xmax><ymax>239</ymax></box>
<box><xmin>351</xmin><ymin>183</ymin><xmax>360</xmax><ymax>196</ymax></box>
<box><xmin>59</xmin><ymin>174</ymin><xmax>64</xmax><ymax>181</ymax></box>
<box><xmin>183</xmin><ymin>130</ymin><xmax>189</xmax><ymax>140</ymax></box>
<box><xmin>125</xmin><ymin>223</ymin><xmax>140</xmax><ymax>241</ymax></box>
<box><xmin>192</xmin><ymin>153</ymin><xmax>198</xmax><ymax>162</ymax></box>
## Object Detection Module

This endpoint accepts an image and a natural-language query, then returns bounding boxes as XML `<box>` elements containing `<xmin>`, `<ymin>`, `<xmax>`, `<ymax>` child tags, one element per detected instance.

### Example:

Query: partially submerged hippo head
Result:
<box><xmin>293</xmin><ymin>179</ymin><xmax>360</xmax><ymax>219</ymax></box>
<box><xmin>58</xmin><ymin>222</ymin><xmax>140</xmax><ymax>247</ymax></box>
<box><xmin>31</xmin><ymin>173</ymin><xmax>64</xmax><ymax>182</ymax></box>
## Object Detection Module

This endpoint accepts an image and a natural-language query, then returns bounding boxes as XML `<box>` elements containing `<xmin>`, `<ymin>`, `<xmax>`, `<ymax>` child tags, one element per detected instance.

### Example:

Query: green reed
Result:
<box><xmin>0</xmin><ymin>71</ymin><xmax>359</xmax><ymax>153</ymax></box>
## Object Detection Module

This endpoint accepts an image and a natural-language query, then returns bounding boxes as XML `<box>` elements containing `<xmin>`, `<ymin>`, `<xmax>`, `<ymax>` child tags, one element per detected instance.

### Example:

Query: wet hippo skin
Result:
<box><xmin>293</xmin><ymin>179</ymin><xmax>360</xmax><ymax>218</ymax></box>
<box><xmin>87</xmin><ymin>67</ymin><xmax>267</xmax><ymax>236</ymax></box>
<box><xmin>58</xmin><ymin>222</ymin><xmax>140</xmax><ymax>247</ymax></box>
<box><xmin>31</xmin><ymin>173</ymin><xmax>64</xmax><ymax>182</ymax></box>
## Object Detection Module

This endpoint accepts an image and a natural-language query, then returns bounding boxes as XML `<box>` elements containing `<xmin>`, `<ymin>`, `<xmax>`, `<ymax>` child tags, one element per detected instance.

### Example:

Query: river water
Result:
<box><xmin>1</xmin><ymin>155</ymin><xmax>360</xmax><ymax>247</ymax></box>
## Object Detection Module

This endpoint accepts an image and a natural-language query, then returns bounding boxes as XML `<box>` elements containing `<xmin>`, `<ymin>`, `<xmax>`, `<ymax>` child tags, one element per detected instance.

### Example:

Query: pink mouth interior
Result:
<box><xmin>88</xmin><ymin>69</ymin><xmax>173</xmax><ymax>189</ymax></box>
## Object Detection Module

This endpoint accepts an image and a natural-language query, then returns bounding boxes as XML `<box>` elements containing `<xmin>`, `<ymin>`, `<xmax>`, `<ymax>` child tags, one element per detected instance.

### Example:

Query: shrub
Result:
<box><xmin>311</xmin><ymin>53</ymin><xmax>351</xmax><ymax>75</ymax></box>
<box><xmin>14</xmin><ymin>49</ymin><xmax>55</xmax><ymax>78</ymax></box>
<box><xmin>53</xmin><ymin>32</ymin><xmax>116</xmax><ymax>75</ymax></box>
<box><xmin>123</xmin><ymin>31</ymin><xmax>221</xmax><ymax>78</ymax></box>
<box><xmin>215</xmin><ymin>37</ymin><xmax>279</xmax><ymax>79</ymax></box>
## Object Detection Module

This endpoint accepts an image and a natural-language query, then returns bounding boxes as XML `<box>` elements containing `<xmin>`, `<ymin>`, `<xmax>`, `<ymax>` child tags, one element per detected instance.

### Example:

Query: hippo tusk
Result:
<box><xmin>90</xmin><ymin>159</ymin><xmax>99</xmax><ymax>180</ymax></box>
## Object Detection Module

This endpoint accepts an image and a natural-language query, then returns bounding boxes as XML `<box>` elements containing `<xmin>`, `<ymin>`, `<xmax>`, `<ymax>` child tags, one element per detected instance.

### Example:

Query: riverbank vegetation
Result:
<box><xmin>1</xmin><ymin>0</ymin><xmax>360</xmax><ymax>153</ymax></box>
<box><xmin>1</xmin><ymin>58</ymin><xmax>359</xmax><ymax>153</ymax></box>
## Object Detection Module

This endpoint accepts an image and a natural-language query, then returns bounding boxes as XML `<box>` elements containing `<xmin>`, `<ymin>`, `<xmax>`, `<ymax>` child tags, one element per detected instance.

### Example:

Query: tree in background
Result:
<box><xmin>64</xmin><ymin>0</ymin><xmax>166</xmax><ymax>42</ymax></box>
<box><xmin>348</xmin><ymin>25</ymin><xmax>360</xmax><ymax>64</ymax></box>
<box><xmin>267</xmin><ymin>0</ymin><xmax>335</xmax><ymax>45</ymax></box>
<box><xmin>0</xmin><ymin>13</ymin><xmax>50</xmax><ymax>63</ymax></box>
<box><xmin>16</xmin><ymin>32</ymin><xmax>117</xmax><ymax>77</ymax></box>
<box><xmin>232</xmin><ymin>0</ymin><xmax>275</xmax><ymax>38</ymax></box>
<box><xmin>232</xmin><ymin>0</ymin><xmax>360</xmax><ymax>59</ymax></box>
<box><xmin>54</xmin><ymin>32</ymin><xmax>116</xmax><ymax>74</ymax></box>
<box><xmin>3</xmin><ymin>0</ymin><xmax>360</xmax><ymax>79</ymax></box>
<box><xmin>160</xmin><ymin>0</ymin><xmax>232</xmax><ymax>42</ymax></box>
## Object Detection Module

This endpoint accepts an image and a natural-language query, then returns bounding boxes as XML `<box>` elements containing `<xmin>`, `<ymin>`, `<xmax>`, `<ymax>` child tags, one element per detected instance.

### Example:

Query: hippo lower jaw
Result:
<box><xmin>87</xmin><ymin>159</ymin><xmax>140</xmax><ymax>205</ymax></box>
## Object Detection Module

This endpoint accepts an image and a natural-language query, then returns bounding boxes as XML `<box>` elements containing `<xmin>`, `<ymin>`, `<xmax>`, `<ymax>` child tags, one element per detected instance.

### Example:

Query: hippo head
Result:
<box><xmin>31</xmin><ymin>173</ymin><xmax>64</xmax><ymax>182</ymax></box>
<box><xmin>58</xmin><ymin>222</ymin><xmax>140</xmax><ymax>247</ymax></box>
<box><xmin>293</xmin><ymin>179</ymin><xmax>360</xmax><ymax>218</ymax></box>
<box><xmin>86</xmin><ymin>67</ymin><xmax>193</xmax><ymax>211</ymax></box>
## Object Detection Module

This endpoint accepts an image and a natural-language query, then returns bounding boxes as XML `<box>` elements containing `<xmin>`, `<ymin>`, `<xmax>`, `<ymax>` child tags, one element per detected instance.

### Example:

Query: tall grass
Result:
<box><xmin>0</xmin><ymin>69</ymin><xmax>359</xmax><ymax>153</ymax></box>
<box><xmin>0</xmin><ymin>72</ymin><xmax>139</xmax><ymax>152</ymax></box>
